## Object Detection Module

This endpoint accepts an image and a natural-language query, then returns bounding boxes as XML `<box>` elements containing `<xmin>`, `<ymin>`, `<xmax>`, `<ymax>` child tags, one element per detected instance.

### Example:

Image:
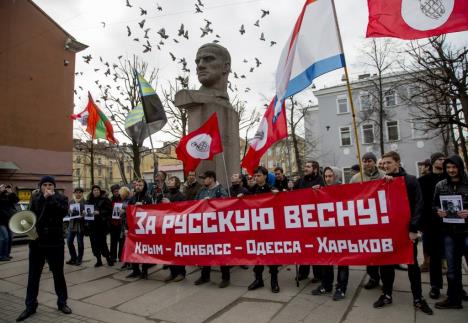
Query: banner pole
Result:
<box><xmin>331</xmin><ymin>0</ymin><xmax>364</xmax><ymax>182</ymax></box>
<box><xmin>221</xmin><ymin>152</ymin><xmax>231</xmax><ymax>197</ymax></box>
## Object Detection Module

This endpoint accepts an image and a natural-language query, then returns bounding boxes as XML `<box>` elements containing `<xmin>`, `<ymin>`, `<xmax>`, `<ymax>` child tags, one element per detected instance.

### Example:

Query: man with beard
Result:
<box><xmin>418</xmin><ymin>153</ymin><xmax>446</xmax><ymax>299</ymax></box>
<box><xmin>433</xmin><ymin>155</ymin><xmax>468</xmax><ymax>309</ymax></box>
<box><xmin>182</xmin><ymin>171</ymin><xmax>202</xmax><ymax>201</ymax></box>
<box><xmin>126</xmin><ymin>179</ymin><xmax>153</xmax><ymax>279</ymax></box>
<box><xmin>293</xmin><ymin>160</ymin><xmax>324</xmax><ymax>282</ymax></box>
<box><xmin>229</xmin><ymin>173</ymin><xmax>249</xmax><ymax>197</ymax></box>
<box><xmin>247</xmin><ymin>166</ymin><xmax>281</xmax><ymax>293</ymax></box>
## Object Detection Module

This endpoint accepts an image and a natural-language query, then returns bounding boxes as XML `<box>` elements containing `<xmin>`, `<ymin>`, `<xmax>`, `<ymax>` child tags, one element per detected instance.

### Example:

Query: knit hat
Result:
<box><xmin>39</xmin><ymin>175</ymin><xmax>56</xmax><ymax>187</ymax></box>
<box><xmin>430</xmin><ymin>152</ymin><xmax>445</xmax><ymax>165</ymax></box>
<box><xmin>362</xmin><ymin>152</ymin><xmax>377</xmax><ymax>163</ymax></box>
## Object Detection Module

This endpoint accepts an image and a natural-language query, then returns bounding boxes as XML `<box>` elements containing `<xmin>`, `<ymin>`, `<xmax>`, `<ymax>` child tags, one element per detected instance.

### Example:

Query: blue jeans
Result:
<box><xmin>444</xmin><ymin>232</ymin><xmax>468</xmax><ymax>305</ymax></box>
<box><xmin>66</xmin><ymin>230</ymin><xmax>84</xmax><ymax>262</ymax></box>
<box><xmin>0</xmin><ymin>225</ymin><xmax>9</xmax><ymax>258</ymax></box>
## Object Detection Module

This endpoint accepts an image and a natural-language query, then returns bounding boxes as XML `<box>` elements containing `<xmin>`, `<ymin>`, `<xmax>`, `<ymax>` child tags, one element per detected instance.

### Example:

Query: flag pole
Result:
<box><xmin>331</xmin><ymin>0</ymin><xmax>364</xmax><ymax>182</ymax></box>
<box><xmin>221</xmin><ymin>152</ymin><xmax>231</xmax><ymax>197</ymax></box>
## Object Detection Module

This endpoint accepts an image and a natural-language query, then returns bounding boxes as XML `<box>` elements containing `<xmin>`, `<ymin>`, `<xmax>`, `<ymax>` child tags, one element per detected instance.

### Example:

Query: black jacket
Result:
<box><xmin>86</xmin><ymin>192</ymin><xmax>112</xmax><ymax>231</ymax></box>
<box><xmin>229</xmin><ymin>184</ymin><xmax>249</xmax><ymax>197</ymax></box>
<box><xmin>0</xmin><ymin>191</ymin><xmax>19</xmax><ymax>226</ymax></box>
<box><xmin>30</xmin><ymin>192</ymin><xmax>68</xmax><ymax>246</ymax></box>
<box><xmin>274</xmin><ymin>176</ymin><xmax>289</xmax><ymax>191</ymax></box>
<box><xmin>418</xmin><ymin>171</ymin><xmax>445</xmax><ymax>231</ymax></box>
<box><xmin>433</xmin><ymin>155</ymin><xmax>468</xmax><ymax>233</ymax></box>
<box><xmin>167</xmin><ymin>189</ymin><xmax>186</xmax><ymax>203</ymax></box>
<box><xmin>249</xmin><ymin>182</ymin><xmax>274</xmax><ymax>195</ymax></box>
<box><xmin>294</xmin><ymin>173</ymin><xmax>324</xmax><ymax>189</ymax></box>
<box><xmin>388</xmin><ymin>167</ymin><xmax>423</xmax><ymax>233</ymax></box>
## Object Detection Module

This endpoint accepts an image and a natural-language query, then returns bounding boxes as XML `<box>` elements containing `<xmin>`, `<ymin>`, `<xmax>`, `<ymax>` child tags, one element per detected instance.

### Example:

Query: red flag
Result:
<box><xmin>176</xmin><ymin>112</ymin><xmax>223</xmax><ymax>175</ymax></box>
<box><xmin>241</xmin><ymin>98</ymin><xmax>288</xmax><ymax>175</ymax></box>
<box><xmin>71</xmin><ymin>93</ymin><xmax>118</xmax><ymax>144</ymax></box>
<box><xmin>367</xmin><ymin>0</ymin><xmax>468</xmax><ymax>39</ymax></box>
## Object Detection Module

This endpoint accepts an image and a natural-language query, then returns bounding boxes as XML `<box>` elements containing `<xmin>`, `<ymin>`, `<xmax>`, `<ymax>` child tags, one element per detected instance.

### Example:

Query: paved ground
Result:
<box><xmin>0</xmin><ymin>242</ymin><xmax>467</xmax><ymax>323</ymax></box>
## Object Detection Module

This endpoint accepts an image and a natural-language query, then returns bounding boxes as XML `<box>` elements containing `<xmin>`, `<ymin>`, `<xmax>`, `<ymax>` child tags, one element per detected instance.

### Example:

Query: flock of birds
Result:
<box><xmin>76</xmin><ymin>0</ymin><xmax>277</xmax><ymax>106</ymax></box>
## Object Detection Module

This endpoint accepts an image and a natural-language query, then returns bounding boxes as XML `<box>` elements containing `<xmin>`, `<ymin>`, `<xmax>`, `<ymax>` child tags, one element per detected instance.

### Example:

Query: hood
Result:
<box><xmin>444</xmin><ymin>155</ymin><xmax>467</xmax><ymax>183</ymax></box>
<box><xmin>323</xmin><ymin>166</ymin><xmax>341</xmax><ymax>185</ymax></box>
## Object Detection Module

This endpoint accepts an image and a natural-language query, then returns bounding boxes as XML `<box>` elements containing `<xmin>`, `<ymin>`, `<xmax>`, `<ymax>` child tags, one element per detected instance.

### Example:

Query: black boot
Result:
<box><xmin>106</xmin><ymin>257</ymin><xmax>114</xmax><ymax>266</ymax></box>
<box><xmin>94</xmin><ymin>258</ymin><xmax>103</xmax><ymax>267</ymax></box>
<box><xmin>271</xmin><ymin>275</ymin><xmax>280</xmax><ymax>293</ymax></box>
<box><xmin>248</xmin><ymin>276</ymin><xmax>264</xmax><ymax>290</ymax></box>
<box><xmin>16</xmin><ymin>308</ymin><xmax>36</xmax><ymax>322</ymax></box>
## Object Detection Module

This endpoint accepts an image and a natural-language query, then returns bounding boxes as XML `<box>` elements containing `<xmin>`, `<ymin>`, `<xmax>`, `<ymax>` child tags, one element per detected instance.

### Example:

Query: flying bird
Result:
<box><xmin>138</xmin><ymin>19</ymin><xmax>146</xmax><ymax>29</ymax></box>
<box><xmin>255</xmin><ymin>57</ymin><xmax>261</xmax><ymax>67</ymax></box>
<box><xmin>261</xmin><ymin>9</ymin><xmax>270</xmax><ymax>18</ymax></box>
<box><xmin>157</xmin><ymin>28</ymin><xmax>169</xmax><ymax>39</ymax></box>
<box><xmin>169</xmin><ymin>52</ymin><xmax>176</xmax><ymax>61</ymax></box>
<box><xmin>239</xmin><ymin>24</ymin><xmax>245</xmax><ymax>35</ymax></box>
<box><xmin>126</xmin><ymin>0</ymin><xmax>132</xmax><ymax>8</ymax></box>
<box><xmin>82</xmin><ymin>55</ymin><xmax>92</xmax><ymax>63</ymax></box>
<box><xmin>156</xmin><ymin>3</ymin><xmax>162</xmax><ymax>11</ymax></box>
<box><xmin>254</xmin><ymin>20</ymin><xmax>260</xmax><ymax>27</ymax></box>
<box><xmin>260</xmin><ymin>32</ymin><xmax>265</xmax><ymax>41</ymax></box>
<box><xmin>183</xmin><ymin>30</ymin><xmax>189</xmax><ymax>39</ymax></box>
<box><xmin>126</xmin><ymin>26</ymin><xmax>131</xmax><ymax>36</ymax></box>
<box><xmin>197</xmin><ymin>0</ymin><xmax>204</xmax><ymax>7</ymax></box>
<box><xmin>270</xmin><ymin>41</ymin><xmax>277</xmax><ymax>46</ymax></box>
<box><xmin>139</xmin><ymin>7</ymin><xmax>147</xmax><ymax>15</ymax></box>
<box><xmin>195</xmin><ymin>4</ymin><xmax>203</xmax><ymax>13</ymax></box>
<box><xmin>100</xmin><ymin>22</ymin><xmax>106</xmax><ymax>28</ymax></box>
<box><xmin>144</xmin><ymin>28</ymin><xmax>150</xmax><ymax>38</ymax></box>
<box><xmin>178</xmin><ymin>24</ymin><xmax>185</xmax><ymax>36</ymax></box>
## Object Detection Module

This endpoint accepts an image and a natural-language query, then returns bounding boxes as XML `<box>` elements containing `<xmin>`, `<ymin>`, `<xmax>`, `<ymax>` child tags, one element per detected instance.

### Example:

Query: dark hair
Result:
<box><xmin>168</xmin><ymin>176</ymin><xmax>181</xmax><ymax>189</ymax></box>
<box><xmin>155</xmin><ymin>170</ymin><xmax>167</xmax><ymax>180</ymax></box>
<box><xmin>274</xmin><ymin>166</ymin><xmax>284</xmax><ymax>173</ymax></box>
<box><xmin>306</xmin><ymin>160</ymin><xmax>319</xmax><ymax>169</ymax></box>
<box><xmin>202</xmin><ymin>170</ymin><xmax>217</xmax><ymax>181</ymax></box>
<box><xmin>382</xmin><ymin>151</ymin><xmax>401</xmax><ymax>163</ymax></box>
<box><xmin>254</xmin><ymin>166</ymin><xmax>268</xmax><ymax>176</ymax></box>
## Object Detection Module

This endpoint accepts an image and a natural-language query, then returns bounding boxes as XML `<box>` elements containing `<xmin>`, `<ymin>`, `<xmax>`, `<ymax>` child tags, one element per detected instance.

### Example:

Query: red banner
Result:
<box><xmin>122</xmin><ymin>178</ymin><xmax>413</xmax><ymax>266</ymax></box>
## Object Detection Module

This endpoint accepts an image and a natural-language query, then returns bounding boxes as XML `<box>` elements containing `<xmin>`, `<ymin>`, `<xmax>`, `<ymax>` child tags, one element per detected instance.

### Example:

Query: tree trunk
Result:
<box><xmin>449</xmin><ymin>122</ymin><xmax>459</xmax><ymax>155</ymax></box>
<box><xmin>378</xmin><ymin>76</ymin><xmax>385</xmax><ymax>155</ymax></box>
<box><xmin>132</xmin><ymin>140</ymin><xmax>141</xmax><ymax>178</ymax></box>
<box><xmin>291</xmin><ymin>130</ymin><xmax>303</xmax><ymax>178</ymax></box>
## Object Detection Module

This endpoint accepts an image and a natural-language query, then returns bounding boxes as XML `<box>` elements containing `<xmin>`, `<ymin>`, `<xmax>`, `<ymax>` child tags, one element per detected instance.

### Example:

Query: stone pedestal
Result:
<box><xmin>175</xmin><ymin>89</ymin><xmax>240</xmax><ymax>189</ymax></box>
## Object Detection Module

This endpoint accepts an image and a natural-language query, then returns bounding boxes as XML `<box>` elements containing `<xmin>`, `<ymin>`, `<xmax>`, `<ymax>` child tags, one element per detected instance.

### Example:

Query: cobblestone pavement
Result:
<box><xmin>0</xmin><ymin>242</ymin><xmax>467</xmax><ymax>323</ymax></box>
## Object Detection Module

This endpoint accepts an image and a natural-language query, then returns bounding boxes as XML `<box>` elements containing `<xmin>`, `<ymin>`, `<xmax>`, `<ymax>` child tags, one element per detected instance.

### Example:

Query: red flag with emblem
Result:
<box><xmin>367</xmin><ymin>0</ymin><xmax>468</xmax><ymax>39</ymax></box>
<box><xmin>176</xmin><ymin>112</ymin><xmax>223</xmax><ymax>175</ymax></box>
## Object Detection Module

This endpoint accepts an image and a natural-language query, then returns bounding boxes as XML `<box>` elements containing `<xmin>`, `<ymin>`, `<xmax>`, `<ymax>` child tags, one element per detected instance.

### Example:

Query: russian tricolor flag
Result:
<box><xmin>274</xmin><ymin>0</ymin><xmax>345</xmax><ymax>118</ymax></box>
<box><xmin>242</xmin><ymin>0</ymin><xmax>345</xmax><ymax>174</ymax></box>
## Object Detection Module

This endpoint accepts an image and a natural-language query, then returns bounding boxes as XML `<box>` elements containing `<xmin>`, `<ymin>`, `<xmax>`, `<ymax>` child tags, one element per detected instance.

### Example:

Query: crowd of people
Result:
<box><xmin>1</xmin><ymin>150</ymin><xmax>468</xmax><ymax>321</ymax></box>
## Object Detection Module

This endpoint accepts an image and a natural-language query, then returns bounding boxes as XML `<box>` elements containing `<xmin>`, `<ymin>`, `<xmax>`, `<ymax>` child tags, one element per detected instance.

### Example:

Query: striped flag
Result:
<box><xmin>136</xmin><ymin>73</ymin><xmax>167</xmax><ymax>135</ymax></box>
<box><xmin>71</xmin><ymin>93</ymin><xmax>117</xmax><ymax>144</ymax></box>
<box><xmin>124</xmin><ymin>104</ymin><xmax>147</xmax><ymax>146</ymax></box>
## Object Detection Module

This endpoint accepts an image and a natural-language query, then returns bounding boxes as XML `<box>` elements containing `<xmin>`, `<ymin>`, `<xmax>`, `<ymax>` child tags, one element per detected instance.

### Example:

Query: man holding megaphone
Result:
<box><xmin>16</xmin><ymin>176</ymin><xmax>72</xmax><ymax>321</ymax></box>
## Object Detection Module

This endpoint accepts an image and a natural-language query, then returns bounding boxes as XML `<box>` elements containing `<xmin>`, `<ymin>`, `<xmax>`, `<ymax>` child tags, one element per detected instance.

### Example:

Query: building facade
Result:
<box><xmin>0</xmin><ymin>0</ymin><xmax>87</xmax><ymax>198</ymax></box>
<box><xmin>305</xmin><ymin>72</ymin><xmax>446</xmax><ymax>183</ymax></box>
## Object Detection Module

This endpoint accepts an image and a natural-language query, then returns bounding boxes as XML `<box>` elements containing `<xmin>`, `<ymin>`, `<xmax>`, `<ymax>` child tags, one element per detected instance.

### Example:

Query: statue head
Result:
<box><xmin>195</xmin><ymin>43</ymin><xmax>231</xmax><ymax>93</ymax></box>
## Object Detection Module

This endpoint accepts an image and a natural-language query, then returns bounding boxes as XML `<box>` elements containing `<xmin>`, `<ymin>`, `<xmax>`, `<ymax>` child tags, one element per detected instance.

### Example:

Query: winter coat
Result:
<box><xmin>433</xmin><ymin>155</ymin><xmax>468</xmax><ymax>233</ymax></box>
<box><xmin>30</xmin><ymin>191</ymin><xmax>68</xmax><ymax>246</ymax></box>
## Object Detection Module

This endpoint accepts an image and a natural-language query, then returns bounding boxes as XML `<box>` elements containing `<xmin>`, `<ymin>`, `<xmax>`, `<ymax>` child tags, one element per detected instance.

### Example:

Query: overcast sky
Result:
<box><xmin>34</xmin><ymin>0</ymin><xmax>467</xmax><ymax>146</ymax></box>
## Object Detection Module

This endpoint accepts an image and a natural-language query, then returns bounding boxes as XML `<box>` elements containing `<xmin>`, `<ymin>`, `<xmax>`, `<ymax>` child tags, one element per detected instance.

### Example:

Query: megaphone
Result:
<box><xmin>9</xmin><ymin>211</ymin><xmax>38</xmax><ymax>240</ymax></box>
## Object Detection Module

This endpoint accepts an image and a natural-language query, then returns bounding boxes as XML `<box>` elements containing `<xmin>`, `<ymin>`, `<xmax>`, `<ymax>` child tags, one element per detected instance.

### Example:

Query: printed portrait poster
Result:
<box><xmin>112</xmin><ymin>203</ymin><xmax>123</xmax><ymax>220</ymax></box>
<box><xmin>440</xmin><ymin>195</ymin><xmax>465</xmax><ymax>224</ymax></box>
<box><xmin>84</xmin><ymin>204</ymin><xmax>95</xmax><ymax>221</ymax></box>
<box><xmin>69</xmin><ymin>203</ymin><xmax>82</xmax><ymax>220</ymax></box>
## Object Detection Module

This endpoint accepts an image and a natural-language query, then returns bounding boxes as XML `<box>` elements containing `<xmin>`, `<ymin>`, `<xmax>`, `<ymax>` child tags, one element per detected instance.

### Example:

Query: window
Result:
<box><xmin>359</xmin><ymin>92</ymin><xmax>371</xmax><ymax>111</ymax></box>
<box><xmin>384</xmin><ymin>90</ymin><xmax>397</xmax><ymax>107</ymax></box>
<box><xmin>337</xmin><ymin>96</ymin><xmax>349</xmax><ymax>114</ymax></box>
<box><xmin>407</xmin><ymin>85</ymin><xmax>422</xmax><ymax>99</ymax></box>
<box><xmin>342</xmin><ymin>168</ymin><xmax>353</xmax><ymax>184</ymax></box>
<box><xmin>339</xmin><ymin>126</ymin><xmax>352</xmax><ymax>146</ymax></box>
<box><xmin>411</xmin><ymin>120</ymin><xmax>428</xmax><ymax>139</ymax></box>
<box><xmin>76</xmin><ymin>156</ymin><xmax>81</xmax><ymax>164</ymax></box>
<box><xmin>386</xmin><ymin>121</ymin><xmax>400</xmax><ymax>141</ymax></box>
<box><xmin>362</xmin><ymin>124</ymin><xmax>374</xmax><ymax>144</ymax></box>
<box><xmin>76</xmin><ymin>168</ymin><xmax>80</xmax><ymax>176</ymax></box>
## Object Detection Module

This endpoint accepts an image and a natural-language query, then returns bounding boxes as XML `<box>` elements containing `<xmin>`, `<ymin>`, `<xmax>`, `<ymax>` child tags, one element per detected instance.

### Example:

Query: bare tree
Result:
<box><xmin>286</xmin><ymin>97</ymin><xmax>311</xmax><ymax>177</ymax></box>
<box><xmin>99</xmin><ymin>55</ymin><xmax>158</xmax><ymax>178</ymax></box>
<box><xmin>403</xmin><ymin>36</ymin><xmax>468</xmax><ymax>160</ymax></box>
<box><xmin>358</xmin><ymin>39</ymin><xmax>402</xmax><ymax>155</ymax></box>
